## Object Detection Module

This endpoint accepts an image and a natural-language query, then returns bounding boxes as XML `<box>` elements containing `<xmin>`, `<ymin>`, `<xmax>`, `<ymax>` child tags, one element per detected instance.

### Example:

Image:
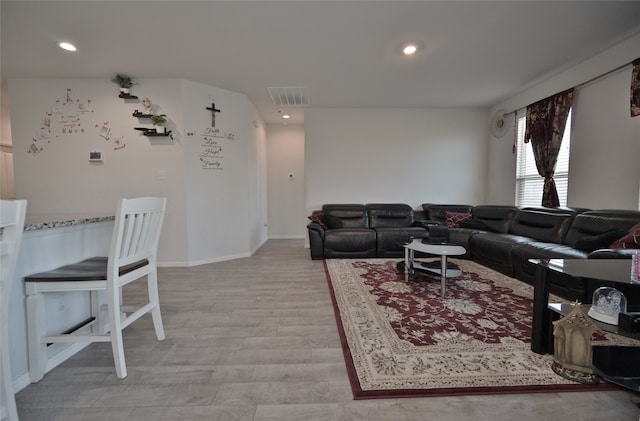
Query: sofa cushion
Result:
<box><xmin>573</xmin><ymin>228</ymin><xmax>627</xmax><ymax>252</ymax></box>
<box><xmin>470</xmin><ymin>205</ymin><xmax>518</xmax><ymax>233</ymax></box>
<box><xmin>508</xmin><ymin>210</ymin><xmax>574</xmax><ymax>243</ymax></box>
<box><xmin>444</xmin><ymin>211</ymin><xmax>472</xmax><ymax>228</ymax></box>
<box><xmin>446</xmin><ymin>228</ymin><xmax>477</xmax><ymax>258</ymax></box>
<box><xmin>459</xmin><ymin>218</ymin><xmax>492</xmax><ymax>231</ymax></box>
<box><xmin>513</xmin><ymin>241</ymin><xmax>589</xmax><ymax>261</ymax></box>
<box><xmin>610</xmin><ymin>222</ymin><xmax>640</xmax><ymax>249</ymax></box>
<box><xmin>367</xmin><ymin>203</ymin><xmax>414</xmax><ymax>228</ymax></box>
<box><xmin>322</xmin><ymin>204</ymin><xmax>368</xmax><ymax>229</ymax></box>
<box><xmin>564</xmin><ymin>210</ymin><xmax>640</xmax><ymax>247</ymax></box>
<box><xmin>469</xmin><ymin>232</ymin><xmax>533</xmax><ymax>277</ymax></box>
<box><xmin>374</xmin><ymin>227</ymin><xmax>429</xmax><ymax>257</ymax></box>
<box><xmin>324</xmin><ymin>228</ymin><xmax>376</xmax><ymax>255</ymax></box>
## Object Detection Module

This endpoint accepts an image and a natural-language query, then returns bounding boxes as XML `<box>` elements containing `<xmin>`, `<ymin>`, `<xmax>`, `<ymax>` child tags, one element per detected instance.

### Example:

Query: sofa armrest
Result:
<box><xmin>588</xmin><ymin>248</ymin><xmax>638</xmax><ymax>259</ymax></box>
<box><xmin>307</xmin><ymin>223</ymin><xmax>326</xmax><ymax>260</ymax></box>
<box><xmin>307</xmin><ymin>222</ymin><xmax>325</xmax><ymax>234</ymax></box>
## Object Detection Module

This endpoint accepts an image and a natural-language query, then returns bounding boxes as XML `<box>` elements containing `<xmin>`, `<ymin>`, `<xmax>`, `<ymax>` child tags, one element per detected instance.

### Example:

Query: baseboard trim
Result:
<box><xmin>158</xmin><ymin>251</ymin><xmax>253</xmax><ymax>268</ymax></box>
<box><xmin>157</xmin><ymin>238</ymin><xmax>281</xmax><ymax>267</ymax></box>
<box><xmin>13</xmin><ymin>342</ymin><xmax>90</xmax><ymax>392</ymax></box>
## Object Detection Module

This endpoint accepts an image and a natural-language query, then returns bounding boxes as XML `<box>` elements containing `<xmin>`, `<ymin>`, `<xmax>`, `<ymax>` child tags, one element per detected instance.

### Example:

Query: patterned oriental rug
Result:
<box><xmin>324</xmin><ymin>258</ymin><xmax>632</xmax><ymax>399</ymax></box>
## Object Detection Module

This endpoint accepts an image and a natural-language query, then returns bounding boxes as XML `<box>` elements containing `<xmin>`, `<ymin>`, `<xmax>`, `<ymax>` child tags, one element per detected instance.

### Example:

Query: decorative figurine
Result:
<box><xmin>142</xmin><ymin>98</ymin><xmax>152</xmax><ymax>115</ymax></box>
<box><xmin>552</xmin><ymin>302</ymin><xmax>599</xmax><ymax>384</ymax></box>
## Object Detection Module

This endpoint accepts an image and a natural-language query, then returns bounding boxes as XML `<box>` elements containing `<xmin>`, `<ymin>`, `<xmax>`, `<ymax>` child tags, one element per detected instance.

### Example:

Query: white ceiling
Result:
<box><xmin>2</xmin><ymin>1</ymin><xmax>640</xmax><ymax>125</ymax></box>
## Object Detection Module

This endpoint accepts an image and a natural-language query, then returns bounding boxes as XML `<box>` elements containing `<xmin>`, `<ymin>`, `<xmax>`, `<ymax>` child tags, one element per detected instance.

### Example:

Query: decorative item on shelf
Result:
<box><xmin>588</xmin><ymin>287</ymin><xmax>627</xmax><ymax>325</ymax></box>
<box><xmin>149</xmin><ymin>114</ymin><xmax>173</xmax><ymax>139</ymax></box>
<box><xmin>552</xmin><ymin>301</ymin><xmax>600</xmax><ymax>384</ymax></box>
<box><xmin>112</xmin><ymin>73</ymin><xmax>138</xmax><ymax>99</ymax></box>
<box><xmin>151</xmin><ymin>114</ymin><xmax>167</xmax><ymax>132</ymax></box>
<box><xmin>141</xmin><ymin>98</ymin><xmax>153</xmax><ymax>115</ymax></box>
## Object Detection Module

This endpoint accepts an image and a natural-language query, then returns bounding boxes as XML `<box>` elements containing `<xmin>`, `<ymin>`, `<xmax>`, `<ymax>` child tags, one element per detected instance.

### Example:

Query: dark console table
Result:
<box><xmin>549</xmin><ymin>302</ymin><xmax>640</xmax><ymax>391</ymax></box>
<box><xmin>531</xmin><ymin>259</ymin><xmax>637</xmax><ymax>355</ymax></box>
<box><xmin>532</xmin><ymin>259</ymin><xmax>640</xmax><ymax>391</ymax></box>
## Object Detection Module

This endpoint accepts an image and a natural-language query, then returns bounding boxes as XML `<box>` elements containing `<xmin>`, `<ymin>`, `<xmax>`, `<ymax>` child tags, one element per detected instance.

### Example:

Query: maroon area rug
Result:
<box><xmin>324</xmin><ymin>258</ymin><xmax>628</xmax><ymax>399</ymax></box>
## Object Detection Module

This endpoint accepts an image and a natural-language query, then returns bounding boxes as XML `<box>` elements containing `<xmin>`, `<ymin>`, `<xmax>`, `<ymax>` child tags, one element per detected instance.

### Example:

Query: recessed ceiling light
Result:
<box><xmin>59</xmin><ymin>42</ymin><xmax>77</xmax><ymax>52</ymax></box>
<box><xmin>403</xmin><ymin>44</ymin><xmax>417</xmax><ymax>55</ymax></box>
<box><xmin>282</xmin><ymin>114</ymin><xmax>291</xmax><ymax>119</ymax></box>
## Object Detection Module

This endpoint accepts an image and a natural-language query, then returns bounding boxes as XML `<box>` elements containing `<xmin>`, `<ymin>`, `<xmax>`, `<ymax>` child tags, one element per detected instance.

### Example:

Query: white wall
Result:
<box><xmin>0</xmin><ymin>148</ymin><xmax>14</xmax><ymax>199</ymax></box>
<box><xmin>1</xmin><ymin>91</ymin><xmax>15</xmax><ymax>199</ymax></box>
<box><xmin>247</xmin><ymin>103</ymin><xmax>269</xmax><ymax>252</ymax></box>
<box><xmin>569</xmin><ymin>70</ymin><xmax>640</xmax><ymax>209</ymax></box>
<box><xmin>266</xmin><ymin>124</ymin><xmax>305</xmax><ymax>238</ymax></box>
<box><xmin>180</xmin><ymin>80</ymin><xmax>265</xmax><ymax>264</ymax></box>
<box><xmin>9</xmin><ymin>78</ymin><xmax>189</xmax><ymax>264</ymax></box>
<box><xmin>8</xmin><ymin>77</ymin><xmax>267</xmax><ymax>265</ymax></box>
<box><xmin>305</xmin><ymin>107</ymin><xmax>490</xmax><ymax>215</ymax></box>
<box><xmin>487</xmin><ymin>32</ymin><xmax>640</xmax><ymax>209</ymax></box>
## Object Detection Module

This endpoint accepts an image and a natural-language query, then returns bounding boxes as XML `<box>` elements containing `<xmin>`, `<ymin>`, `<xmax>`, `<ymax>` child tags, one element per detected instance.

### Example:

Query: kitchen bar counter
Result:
<box><xmin>24</xmin><ymin>214</ymin><xmax>114</xmax><ymax>231</ymax></box>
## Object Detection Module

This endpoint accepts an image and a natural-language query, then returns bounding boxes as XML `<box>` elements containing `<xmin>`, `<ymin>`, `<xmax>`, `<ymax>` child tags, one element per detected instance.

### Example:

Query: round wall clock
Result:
<box><xmin>490</xmin><ymin>109</ymin><xmax>511</xmax><ymax>138</ymax></box>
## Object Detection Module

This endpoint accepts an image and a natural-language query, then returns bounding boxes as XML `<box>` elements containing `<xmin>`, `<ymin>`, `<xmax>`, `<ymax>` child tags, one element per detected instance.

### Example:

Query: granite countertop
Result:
<box><xmin>24</xmin><ymin>215</ymin><xmax>115</xmax><ymax>231</ymax></box>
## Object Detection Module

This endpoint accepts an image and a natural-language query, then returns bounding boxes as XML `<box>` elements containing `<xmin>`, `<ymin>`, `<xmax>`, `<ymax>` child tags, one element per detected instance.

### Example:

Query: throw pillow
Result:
<box><xmin>323</xmin><ymin>213</ymin><xmax>344</xmax><ymax>229</ymax></box>
<box><xmin>307</xmin><ymin>212</ymin><xmax>328</xmax><ymax>230</ymax></box>
<box><xmin>459</xmin><ymin>218</ymin><xmax>491</xmax><ymax>231</ymax></box>
<box><xmin>610</xmin><ymin>222</ymin><xmax>640</xmax><ymax>249</ymax></box>
<box><xmin>574</xmin><ymin>228</ymin><xmax>628</xmax><ymax>252</ymax></box>
<box><xmin>444</xmin><ymin>211</ymin><xmax>472</xmax><ymax>228</ymax></box>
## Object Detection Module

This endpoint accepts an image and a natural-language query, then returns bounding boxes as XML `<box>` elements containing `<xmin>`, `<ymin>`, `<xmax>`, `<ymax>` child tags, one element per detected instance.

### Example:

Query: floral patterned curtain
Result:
<box><xmin>524</xmin><ymin>89</ymin><xmax>574</xmax><ymax>207</ymax></box>
<box><xmin>632</xmin><ymin>58</ymin><xmax>640</xmax><ymax>117</ymax></box>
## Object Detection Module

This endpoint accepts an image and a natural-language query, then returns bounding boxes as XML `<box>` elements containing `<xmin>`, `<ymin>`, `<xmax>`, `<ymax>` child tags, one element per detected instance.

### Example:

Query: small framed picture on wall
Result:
<box><xmin>89</xmin><ymin>151</ymin><xmax>103</xmax><ymax>162</ymax></box>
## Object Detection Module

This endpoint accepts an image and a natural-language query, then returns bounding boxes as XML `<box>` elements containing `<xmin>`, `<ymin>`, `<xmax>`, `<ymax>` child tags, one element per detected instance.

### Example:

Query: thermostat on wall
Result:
<box><xmin>89</xmin><ymin>151</ymin><xmax>103</xmax><ymax>162</ymax></box>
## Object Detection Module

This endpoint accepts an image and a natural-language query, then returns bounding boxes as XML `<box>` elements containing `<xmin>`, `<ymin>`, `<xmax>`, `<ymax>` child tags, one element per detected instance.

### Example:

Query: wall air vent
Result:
<box><xmin>268</xmin><ymin>86</ymin><xmax>309</xmax><ymax>106</ymax></box>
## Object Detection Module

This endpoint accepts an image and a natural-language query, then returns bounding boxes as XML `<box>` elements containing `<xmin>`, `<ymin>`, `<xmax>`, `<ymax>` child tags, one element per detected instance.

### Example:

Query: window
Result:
<box><xmin>515</xmin><ymin>109</ymin><xmax>572</xmax><ymax>206</ymax></box>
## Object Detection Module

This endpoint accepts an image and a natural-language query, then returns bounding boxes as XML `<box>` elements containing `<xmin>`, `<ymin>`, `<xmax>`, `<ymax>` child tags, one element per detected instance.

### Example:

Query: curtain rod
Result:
<box><xmin>502</xmin><ymin>59</ymin><xmax>635</xmax><ymax>117</ymax></box>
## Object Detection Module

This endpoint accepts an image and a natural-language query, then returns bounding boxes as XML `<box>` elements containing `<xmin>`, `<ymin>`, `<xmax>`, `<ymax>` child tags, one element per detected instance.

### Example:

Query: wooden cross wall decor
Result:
<box><xmin>206</xmin><ymin>103</ymin><xmax>221</xmax><ymax>127</ymax></box>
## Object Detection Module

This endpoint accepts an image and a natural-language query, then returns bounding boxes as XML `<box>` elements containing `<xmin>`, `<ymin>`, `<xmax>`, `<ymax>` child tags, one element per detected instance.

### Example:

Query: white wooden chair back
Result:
<box><xmin>109</xmin><ymin>197</ymin><xmax>166</xmax><ymax>284</ymax></box>
<box><xmin>1</xmin><ymin>200</ymin><xmax>27</xmax><ymax>421</ymax></box>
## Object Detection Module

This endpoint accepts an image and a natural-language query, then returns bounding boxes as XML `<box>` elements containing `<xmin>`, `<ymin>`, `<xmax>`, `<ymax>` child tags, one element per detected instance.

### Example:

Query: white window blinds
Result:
<box><xmin>515</xmin><ymin>109</ymin><xmax>572</xmax><ymax>207</ymax></box>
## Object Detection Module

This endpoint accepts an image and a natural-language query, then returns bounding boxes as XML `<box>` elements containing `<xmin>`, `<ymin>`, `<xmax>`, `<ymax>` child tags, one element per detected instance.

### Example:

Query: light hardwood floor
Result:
<box><xmin>16</xmin><ymin>240</ymin><xmax>640</xmax><ymax>420</ymax></box>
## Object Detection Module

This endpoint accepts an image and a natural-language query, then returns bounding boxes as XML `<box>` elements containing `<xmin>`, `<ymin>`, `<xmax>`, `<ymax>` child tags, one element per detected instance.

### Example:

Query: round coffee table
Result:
<box><xmin>402</xmin><ymin>239</ymin><xmax>466</xmax><ymax>296</ymax></box>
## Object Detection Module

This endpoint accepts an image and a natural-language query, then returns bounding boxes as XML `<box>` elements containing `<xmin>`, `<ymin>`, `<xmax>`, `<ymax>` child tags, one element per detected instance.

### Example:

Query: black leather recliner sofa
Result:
<box><xmin>307</xmin><ymin>203</ymin><xmax>429</xmax><ymax>259</ymax></box>
<box><xmin>308</xmin><ymin>203</ymin><xmax>640</xmax><ymax>302</ymax></box>
<box><xmin>423</xmin><ymin>204</ymin><xmax>640</xmax><ymax>301</ymax></box>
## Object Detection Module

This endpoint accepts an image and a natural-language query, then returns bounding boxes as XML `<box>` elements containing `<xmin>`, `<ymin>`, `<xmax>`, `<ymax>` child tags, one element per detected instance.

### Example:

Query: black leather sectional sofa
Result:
<box><xmin>307</xmin><ymin>203</ymin><xmax>640</xmax><ymax>302</ymax></box>
<box><xmin>307</xmin><ymin>203</ymin><xmax>430</xmax><ymax>259</ymax></box>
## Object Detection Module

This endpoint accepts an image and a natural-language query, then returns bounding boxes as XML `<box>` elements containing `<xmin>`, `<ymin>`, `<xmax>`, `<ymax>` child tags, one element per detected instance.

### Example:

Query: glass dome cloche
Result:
<box><xmin>587</xmin><ymin>287</ymin><xmax>627</xmax><ymax>325</ymax></box>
